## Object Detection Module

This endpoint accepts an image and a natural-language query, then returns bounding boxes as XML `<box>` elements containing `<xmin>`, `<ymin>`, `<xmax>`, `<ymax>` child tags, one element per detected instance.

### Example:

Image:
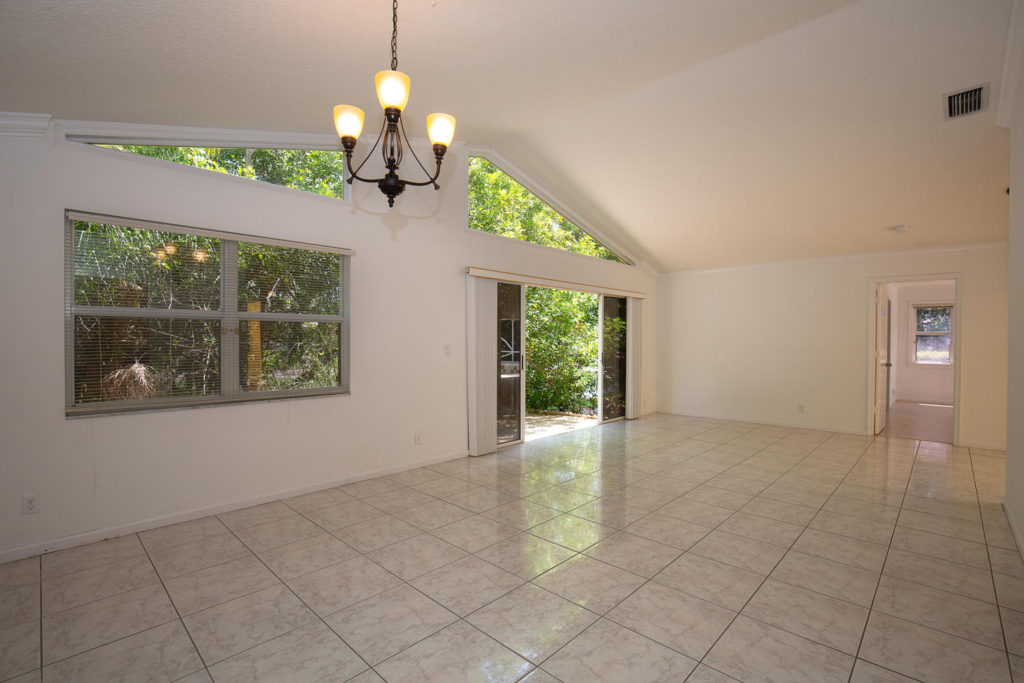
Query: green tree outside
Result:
<box><xmin>468</xmin><ymin>157</ymin><xmax>617</xmax><ymax>414</ymax></box>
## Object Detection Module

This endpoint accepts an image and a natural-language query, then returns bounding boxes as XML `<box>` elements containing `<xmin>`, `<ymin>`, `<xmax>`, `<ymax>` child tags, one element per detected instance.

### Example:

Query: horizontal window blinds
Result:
<box><xmin>66</xmin><ymin>211</ymin><xmax>351</xmax><ymax>415</ymax></box>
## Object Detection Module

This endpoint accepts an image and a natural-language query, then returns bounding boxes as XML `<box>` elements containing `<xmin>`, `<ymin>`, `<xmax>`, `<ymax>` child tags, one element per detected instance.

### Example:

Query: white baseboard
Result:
<box><xmin>657</xmin><ymin>408</ymin><xmax>865</xmax><ymax>436</ymax></box>
<box><xmin>0</xmin><ymin>450</ymin><xmax>468</xmax><ymax>565</ymax></box>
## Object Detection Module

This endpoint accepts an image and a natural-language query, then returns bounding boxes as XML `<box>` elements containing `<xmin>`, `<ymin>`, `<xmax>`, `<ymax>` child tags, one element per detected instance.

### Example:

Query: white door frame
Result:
<box><xmin>496</xmin><ymin>282</ymin><xmax>526</xmax><ymax>450</ymax></box>
<box><xmin>865</xmin><ymin>274</ymin><xmax>962</xmax><ymax>444</ymax></box>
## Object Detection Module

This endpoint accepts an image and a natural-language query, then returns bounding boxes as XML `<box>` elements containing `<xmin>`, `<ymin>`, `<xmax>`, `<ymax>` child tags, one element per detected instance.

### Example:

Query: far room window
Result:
<box><xmin>66</xmin><ymin>211</ymin><xmax>350</xmax><ymax>415</ymax></box>
<box><xmin>913</xmin><ymin>305</ymin><xmax>953</xmax><ymax>365</ymax></box>
<box><xmin>90</xmin><ymin>145</ymin><xmax>348</xmax><ymax>199</ymax></box>
<box><xmin>467</xmin><ymin>156</ymin><xmax>627</xmax><ymax>263</ymax></box>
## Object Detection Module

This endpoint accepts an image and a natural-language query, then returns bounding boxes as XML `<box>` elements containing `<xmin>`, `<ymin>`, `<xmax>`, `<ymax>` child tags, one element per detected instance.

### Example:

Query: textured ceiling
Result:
<box><xmin>0</xmin><ymin>0</ymin><xmax>1011</xmax><ymax>270</ymax></box>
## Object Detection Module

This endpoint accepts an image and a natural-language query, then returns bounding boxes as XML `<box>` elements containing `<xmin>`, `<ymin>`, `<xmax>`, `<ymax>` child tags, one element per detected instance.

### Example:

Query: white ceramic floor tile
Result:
<box><xmin>466</xmin><ymin>583</ymin><xmax>597</xmax><ymax>663</ymax></box>
<box><xmin>532</xmin><ymin>554</ymin><xmax>645</xmax><ymax>614</ymax></box>
<box><xmin>410</xmin><ymin>555</ymin><xmax>523</xmax><ymax>616</ymax></box>
<box><xmin>474</xmin><ymin>533</ymin><xmax>576</xmax><ymax>580</ymax></box>
<box><xmin>324</xmin><ymin>584</ymin><xmax>456</xmax><ymax>664</ymax></box>
<box><xmin>285</xmin><ymin>556</ymin><xmax>400</xmax><ymax>616</ymax></box>
<box><xmin>542</xmin><ymin>618</ymin><xmax>697</xmax><ymax>683</ymax></box>
<box><xmin>742</xmin><ymin>579</ymin><xmax>869</xmax><ymax>655</ymax></box>
<box><xmin>705</xmin><ymin>615</ymin><xmax>854</xmax><ymax>683</ymax></box>
<box><xmin>375</xmin><ymin>621</ymin><xmax>532</xmax><ymax>683</ymax></box>
<box><xmin>41</xmin><ymin>620</ymin><xmax>202</xmax><ymax>683</ymax></box>
<box><xmin>606</xmin><ymin>581</ymin><xmax>735</xmax><ymax>659</ymax></box>
<box><xmin>182</xmin><ymin>584</ymin><xmax>316</xmax><ymax>665</ymax></box>
<box><xmin>255</xmin><ymin>532</ymin><xmax>358</xmax><ymax>581</ymax></box>
<box><xmin>42</xmin><ymin>583</ymin><xmax>177</xmax><ymax>665</ymax></box>
<box><xmin>208</xmin><ymin>620</ymin><xmax>366</xmax><ymax>682</ymax></box>
<box><xmin>653</xmin><ymin>552</ymin><xmax>764</xmax><ymax>612</ymax></box>
<box><xmin>860</xmin><ymin>611</ymin><xmax>1011</xmax><ymax>682</ymax></box>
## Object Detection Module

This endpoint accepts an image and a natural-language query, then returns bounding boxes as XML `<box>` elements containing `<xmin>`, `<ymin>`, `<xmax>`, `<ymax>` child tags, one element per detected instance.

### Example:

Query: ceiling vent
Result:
<box><xmin>945</xmin><ymin>85</ymin><xmax>986</xmax><ymax>119</ymax></box>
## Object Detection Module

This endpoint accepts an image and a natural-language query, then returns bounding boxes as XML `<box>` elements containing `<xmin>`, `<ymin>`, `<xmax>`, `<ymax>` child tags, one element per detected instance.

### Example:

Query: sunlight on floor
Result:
<box><xmin>525</xmin><ymin>413</ymin><xmax>599</xmax><ymax>442</ymax></box>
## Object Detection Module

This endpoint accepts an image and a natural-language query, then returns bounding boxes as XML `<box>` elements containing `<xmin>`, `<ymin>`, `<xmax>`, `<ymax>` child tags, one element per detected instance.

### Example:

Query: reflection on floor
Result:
<box><xmin>525</xmin><ymin>412</ymin><xmax>599</xmax><ymax>442</ymax></box>
<box><xmin>0</xmin><ymin>414</ymin><xmax>1018</xmax><ymax>682</ymax></box>
<box><xmin>882</xmin><ymin>400</ymin><xmax>954</xmax><ymax>443</ymax></box>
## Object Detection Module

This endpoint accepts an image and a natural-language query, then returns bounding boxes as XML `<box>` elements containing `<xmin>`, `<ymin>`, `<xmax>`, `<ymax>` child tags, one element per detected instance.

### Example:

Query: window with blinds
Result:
<box><xmin>66</xmin><ymin>211</ymin><xmax>351</xmax><ymax>415</ymax></box>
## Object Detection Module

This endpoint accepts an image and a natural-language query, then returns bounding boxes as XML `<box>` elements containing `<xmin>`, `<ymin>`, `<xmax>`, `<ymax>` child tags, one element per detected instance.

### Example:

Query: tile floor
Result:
<box><xmin>1</xmin><ymin>414</ymin><xmax>1021</xmax><ymax>682</ymax></box>
<box><xmin>882</xmin><ymin>401</ymin><xmax>955</xmax><ymax>443</ymax></box>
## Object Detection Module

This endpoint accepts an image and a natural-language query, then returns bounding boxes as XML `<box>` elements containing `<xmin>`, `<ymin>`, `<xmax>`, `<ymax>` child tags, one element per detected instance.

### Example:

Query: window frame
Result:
<box><xmin>65</xmin><ymin>210</ymin><xmax>352</xmax><ymax>416</ymax></box>
<box><xmin>464</xmin><ymin>149</ymin><xmax>635</xmax><ymax>267</ymax></box>
<box><xmin>910</xmin><ymin>303</ymin><xmax>954</xmax><ymax>366</ymax></box>
<box><xmin>57</xmin><ymin>119</ymin><xmax>353</xmax><ymax>202</ymax></box>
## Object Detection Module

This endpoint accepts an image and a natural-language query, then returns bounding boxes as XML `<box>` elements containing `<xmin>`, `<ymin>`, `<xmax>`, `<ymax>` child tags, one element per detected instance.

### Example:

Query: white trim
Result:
<box><xmin>664</xmin><ymin>242</ymin><xmax>1008</xmax><ymax>278</ymax></box>
<box><xmin>55</xmin><ymin>118</ymin><xmax>344</xmax><ymax>150</ymax></box>
<box><xmin>465</xmin><ymin>224</ymin><xmax>639</xmax><ymax>271</ymax></box>
<box><xmin>0</xmin><ymin>449</ymin><xmax>468</xmax><ymax>564</ymax></box>
<box><xmin>465</xmin><ymin>145</ymin><xmax>653</xmax><ymax>272</ymax></box>
<box><xmin>67</xmin><ymin>209</ymin><xmax>355</xmax><ymax>256</ymax></box>
<box><xmin>467</xmin><ymin>267</ymin><xmax>646</xmax><ymax>299</ymax></box>
<box><xmin>997</xmin><ymin>0</ymin><xmax>1024</xmax><ymax>128</ymax></box>
<box><xmin>0</xmin><ymin>112</ymin><xmax>52</xmax><ymax>136</ymax></box>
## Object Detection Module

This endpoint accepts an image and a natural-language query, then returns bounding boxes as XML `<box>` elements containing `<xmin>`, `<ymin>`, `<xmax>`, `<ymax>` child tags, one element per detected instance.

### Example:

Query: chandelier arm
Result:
<box><xmin>393</xmin><ymin>163</ymin><xmax>438</xmax><ymax>185</ymax></box>
<box><xmin>399</xmin><ymin>116</ymin><xmax>441</xmax><ymax>189</ymax></box>
<box><xmin>346</xmin><ymin>118</ymin><xmax>389</xmax><ymax>184</ymax></box>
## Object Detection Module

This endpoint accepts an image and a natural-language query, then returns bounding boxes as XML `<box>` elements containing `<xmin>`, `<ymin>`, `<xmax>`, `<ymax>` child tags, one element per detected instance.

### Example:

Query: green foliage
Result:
<box><xmin>72</xmin><ymin>221</ymin><xmax>343</xmax><ymax>403</ymax></box>
<box><xmin>524</xmin><ymin>286</ymin><xmax>599</xmax><ymax>414</ymax></box>
<box><xmin>915</xmin><ymin>306</ymin><xmax>952</xmax><ymax>333</ymax></box>
<box><xmin>467</xmin><ymin>157</ymin><xmax>624</xmax><ymax>263</ymax></box>
<box><xmin>98</xmin><ymin>145</ymin><xmax>347</xmax><ymax>198</ymax></box>
<box><xmin>467</xmin><ymin>157</ymin><xmax>617</xmax><ymax>413</ymax></box>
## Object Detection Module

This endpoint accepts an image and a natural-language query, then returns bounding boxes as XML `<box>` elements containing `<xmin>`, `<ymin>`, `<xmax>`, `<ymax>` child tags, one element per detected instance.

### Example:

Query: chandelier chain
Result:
<box><xmin>391</xmin><ymin>0</ymin><xmax>399</xmax><ymax>71</ymax></box>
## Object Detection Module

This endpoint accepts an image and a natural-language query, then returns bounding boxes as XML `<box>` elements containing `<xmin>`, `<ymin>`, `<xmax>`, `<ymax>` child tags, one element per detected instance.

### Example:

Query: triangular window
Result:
<box><xmin>468</xmin><ymin>157</ymin><xmax>626</xmax><ymax>263</ymax></box>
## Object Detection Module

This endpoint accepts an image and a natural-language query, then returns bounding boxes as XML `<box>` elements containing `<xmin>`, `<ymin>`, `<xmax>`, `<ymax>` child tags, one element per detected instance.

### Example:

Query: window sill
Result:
<box><xmin>66</xmin><ymin>388</ymin><xmax>350</xmax><ymax>418</ymax></box>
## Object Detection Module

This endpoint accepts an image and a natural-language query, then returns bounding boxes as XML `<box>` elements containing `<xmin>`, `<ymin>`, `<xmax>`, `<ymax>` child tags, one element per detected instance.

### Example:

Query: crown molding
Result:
<box><xmin>662</xmin><ymin>241</ymin><xmax>1008</xmax><ymax>278</ymax></box>
<box><xmin>0</xmin><ymin>112</ymin><xmax>52</xmax><ymax>136</ymax></box>
<box><xmin>997</xmin><ymin>0</ymin><xmax>1024</xmax><ymax>128</ymax></box>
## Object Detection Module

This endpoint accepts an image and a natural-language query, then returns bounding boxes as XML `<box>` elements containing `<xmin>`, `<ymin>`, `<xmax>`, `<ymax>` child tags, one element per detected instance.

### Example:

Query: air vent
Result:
<box><xmin>945</xmin><ymin>85</ymin><xmax>986</xmax><ymax>119</ymax></box>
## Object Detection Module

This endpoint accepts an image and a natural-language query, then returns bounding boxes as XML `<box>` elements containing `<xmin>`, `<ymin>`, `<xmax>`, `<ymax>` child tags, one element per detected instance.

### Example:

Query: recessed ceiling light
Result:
<box><xmin>887</xmin><ymin>224</ymin><xmax>910</xmax><ymax>233</ymax></box>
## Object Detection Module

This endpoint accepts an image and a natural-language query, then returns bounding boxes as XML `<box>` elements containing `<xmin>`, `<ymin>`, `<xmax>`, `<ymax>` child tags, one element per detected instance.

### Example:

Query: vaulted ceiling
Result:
<box><xmin>0</xmin><ymin>0</ymin><xmax>1011</xmax><ymax>270</ymax></box>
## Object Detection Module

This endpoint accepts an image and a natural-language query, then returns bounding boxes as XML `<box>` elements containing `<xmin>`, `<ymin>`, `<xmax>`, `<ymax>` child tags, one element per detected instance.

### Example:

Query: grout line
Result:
<box><xmin>848</xmin><ymin>439</ymin><xmax>920</xmax><ymax>683</ymax></box>
<box><xmin>969</xmin><ymin>448</ymin><xmax>1017</xmax><ymax>682</ymax></box>
<box><xmin>18</xmin><ymin>417</ymin><xmax>1003</xmax><ymax>683</ymax></box>
<box><xmin>137</xmin><ymin>533</ymin><xmax>213</xmax><ymax>681</ymax></box>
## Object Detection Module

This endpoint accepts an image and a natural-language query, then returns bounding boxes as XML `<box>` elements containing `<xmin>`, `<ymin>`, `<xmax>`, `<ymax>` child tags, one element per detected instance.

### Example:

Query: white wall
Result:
<box><xmin>658</xmin><ymin>246</ymin><xmax>1007</xmax><ymax>448</ymax></box>
<box><xmin>1006</xmin><ymin>49</ymin><xmax>1024</xmax><ymax>548</ymax></box>
<box><xmin>0</xmin><ymin>129</ymin><xmax>659</xmax><ymax>561</ymax></box>
<box><xmin>892</xmin><ymin>282</ymin><xmax>956</xmax><ymax>404</ymax></box>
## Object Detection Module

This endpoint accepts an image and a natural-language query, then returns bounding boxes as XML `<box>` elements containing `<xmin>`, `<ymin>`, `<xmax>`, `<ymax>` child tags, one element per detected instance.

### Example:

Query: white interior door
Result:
<box><xmin>874</xmin><ymin>289</ymin><xmax>892</xmax><ymax>434</ymax></box>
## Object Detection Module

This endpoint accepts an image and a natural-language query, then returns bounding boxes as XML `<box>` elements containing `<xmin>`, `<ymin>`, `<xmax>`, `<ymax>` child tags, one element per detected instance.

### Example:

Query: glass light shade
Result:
<box><xmin>426</xmin><ymin>113</ymin><xmax>456</xmax><ymax>146</ymax></box>
<box><xmin>333</xmin><ymin>105</ymin><xmax>365</xmax><ymax>139</ymax></box>
<box><xmin>375</xmin><ymin>70</ymin><xmax>411</xmax><ymax>111</ymax></box>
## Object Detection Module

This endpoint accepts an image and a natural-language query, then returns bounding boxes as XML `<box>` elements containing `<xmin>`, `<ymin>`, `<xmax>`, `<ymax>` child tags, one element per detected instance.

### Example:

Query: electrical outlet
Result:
<box><xmin>21</xmin><ymin>495</ymin><xmax>39</xmax><ymax>515</ymax></box>
<box><xmin>414</xmin><ymin>433</ymin><xmax>422</xmax><ymax>446</ymax></box>
<box><xmin>797</xmin><ymin>404</ymin><xmax>805</xmax><ymax>414</ymax></box>
<box><xmin>444</xmin><ymin>344</ymin><xmax>452</xmax><ymax>357</ymax></box>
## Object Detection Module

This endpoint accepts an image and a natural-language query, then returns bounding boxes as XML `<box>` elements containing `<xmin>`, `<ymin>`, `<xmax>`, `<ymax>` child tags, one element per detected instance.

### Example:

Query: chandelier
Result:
<box><xmin>333</xmin><ymin>0</ymin><xmax>456</xmax><ymax>207</ymax></box>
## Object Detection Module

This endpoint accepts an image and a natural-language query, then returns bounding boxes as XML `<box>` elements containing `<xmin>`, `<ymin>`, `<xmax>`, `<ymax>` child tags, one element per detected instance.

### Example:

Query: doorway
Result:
<box><xmin>870</xmin><ymin>278</ymin><xmax>958</xmax><ymax>443</ymax></box>
<box><xmin>494</xmin><ymin>282</ymin><xmax>630</xmax><ymax>446</ymax></box>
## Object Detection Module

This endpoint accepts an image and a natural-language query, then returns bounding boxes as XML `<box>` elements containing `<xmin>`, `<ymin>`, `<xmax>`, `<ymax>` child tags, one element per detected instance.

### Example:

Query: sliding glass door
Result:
<box><xmin>497</xmin><ymin>282</ymin><xmax>523</xmax><ymax>445</ymax></box>
<box><xmin>601</xmin><ymin>295</ymin><xmax>627</xmax><ymax>421</ymax></box>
